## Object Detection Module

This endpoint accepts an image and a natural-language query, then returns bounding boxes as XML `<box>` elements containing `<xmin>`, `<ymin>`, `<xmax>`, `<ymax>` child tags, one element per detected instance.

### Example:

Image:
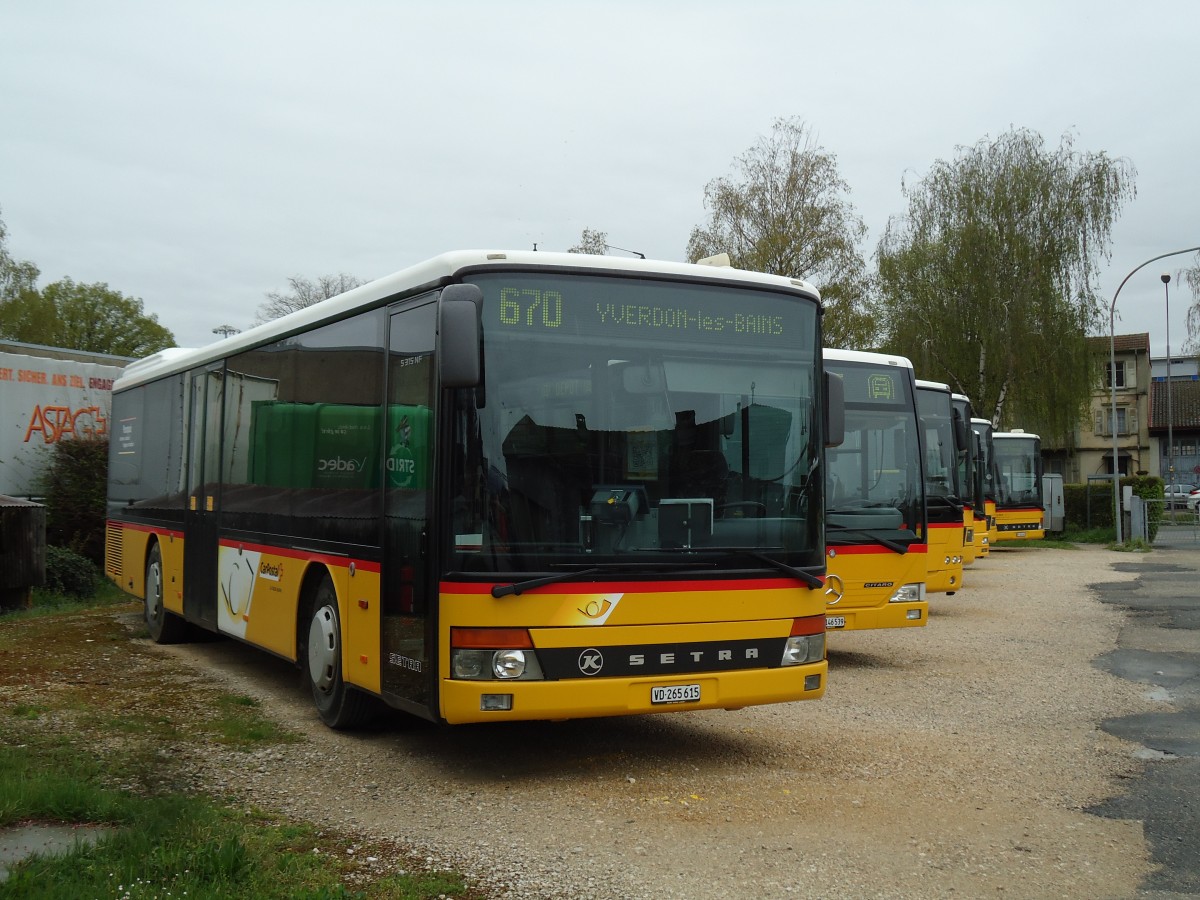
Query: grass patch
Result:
<box><xmin>5</xmin><ymin>578</ymin><xmax>137</xmax><ymax>620</ymax></box>
<box><xmin>0</xmin><ymin>594</ymin><xmax>486</xmax><ymax>899</ymax></box>
<box><xmin>209</xmin><ymin>692</ymin><xmax>301</xmax><ymax>747</ymax></box>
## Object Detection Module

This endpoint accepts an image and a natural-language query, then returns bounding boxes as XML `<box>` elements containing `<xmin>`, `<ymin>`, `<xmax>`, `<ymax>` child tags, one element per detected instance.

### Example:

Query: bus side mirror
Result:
<box><xmin>439</xmin><ymin>284</ymin><xmax>483</xmax><ymax>388</ymax></box>
<box><xmin>952</xmin><ymin>408</ymin><xmax>970</xmax><ymax>453</ymax></box>
<box><xmin>824</xmin><ymin>370</ymin><xmax>844</xmax><ymax>448</ymax></box>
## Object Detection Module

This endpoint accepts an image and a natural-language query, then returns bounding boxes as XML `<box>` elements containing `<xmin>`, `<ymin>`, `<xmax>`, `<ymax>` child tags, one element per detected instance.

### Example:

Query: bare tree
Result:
<box><xmin>568</xmin><ymin>228</ymin><xmax>608</xmax><ymax>255</ymax></box>
<box><xmin>687</xmin><ymin>117</ymin><xmax>876</xmax><ymax>348</ymax></box>
<box><xmin>254</xmin><ymin>273</ymin><xmax>365</xmax><ymax>325</ymax></box>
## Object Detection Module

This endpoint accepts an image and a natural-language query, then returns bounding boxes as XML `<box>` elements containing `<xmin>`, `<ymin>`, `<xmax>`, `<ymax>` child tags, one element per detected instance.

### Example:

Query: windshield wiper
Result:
<box><xmin>825</xmin><ymin>525</ymin><xmax>909</xmax><ymax>555</ymax></box>
<box><xmin>718</xmin><ymin>549</ymin><xmax>823</xmax><ymax>589</ymax></box>
<box><xmin>492</xmin><ymin>567</ymin><xmax>601</xmax><ymax>598</ymax></box>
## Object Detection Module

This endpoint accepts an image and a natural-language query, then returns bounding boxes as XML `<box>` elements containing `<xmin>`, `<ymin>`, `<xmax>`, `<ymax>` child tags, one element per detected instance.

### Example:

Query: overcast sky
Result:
<box><xmin>1</xmin><ymin>1</ymin><xmax>1197</xmax><ymax>357</ymax></box>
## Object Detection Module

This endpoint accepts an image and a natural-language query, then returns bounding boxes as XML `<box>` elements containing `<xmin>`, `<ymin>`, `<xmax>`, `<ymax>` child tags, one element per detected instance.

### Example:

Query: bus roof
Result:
<box><xmin>914</xmin><ymin>378</ymin><xmax>951</xmax><ymax>392</ymax></box>
<box><xmin>115</xmin><ymin>250</ymin><xmax>822</xmax><ymax>391</ymax></box>
<box><xmin>823</xmin><ymin>348</ymin><xmax>913</xmax><ymax>369</ymax></box>
<box><xmin>993</xmin><ymin>431</ymin><xmax>1042</xmax><ymax>441</ymax></box>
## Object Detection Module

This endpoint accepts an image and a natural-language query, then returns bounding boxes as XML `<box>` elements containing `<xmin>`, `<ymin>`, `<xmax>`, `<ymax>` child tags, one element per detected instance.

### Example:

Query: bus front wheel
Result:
<box><xmin>145</xmin><ymin>543</ymin><xmax>187</xmax><ymax>644</ymax></box>
<box><xmin>304</xmin><ymin>576</ymin><xmax>375</xmax><ymax>729</ymax></box>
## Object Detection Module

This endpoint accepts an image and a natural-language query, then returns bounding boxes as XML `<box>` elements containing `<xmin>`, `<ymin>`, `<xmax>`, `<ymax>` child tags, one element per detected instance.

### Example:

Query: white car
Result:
<box><xmin>1188</xmin><ymin>488</ymin><xmax>1200</xmax><ymax>512</ymax></box>
<box><xmin>1165</xmin><ymin>483</ymin><xmax>1198</xmax><ymax>509</ymax></box>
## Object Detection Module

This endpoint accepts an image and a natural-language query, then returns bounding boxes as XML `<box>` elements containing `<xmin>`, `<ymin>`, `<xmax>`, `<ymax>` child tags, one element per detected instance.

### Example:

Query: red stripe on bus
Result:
<box><xmin>828</xmin><ymin>543</ymin><xmax>928</xmax><ymax>555</ymax></box>
<box><xmin>107</xmin><ymin>521</ymin><xmax>184</xmax><ymax>540</ymax></box>
<box><xmin>440</xmin><ymin>577</ymin><xmax>810</xmax><ymax>594</ymax></box>
<box><xmin>216</xmin><ymin>539</ymin><xmax>381</xmax><ymax>574</ymax></box>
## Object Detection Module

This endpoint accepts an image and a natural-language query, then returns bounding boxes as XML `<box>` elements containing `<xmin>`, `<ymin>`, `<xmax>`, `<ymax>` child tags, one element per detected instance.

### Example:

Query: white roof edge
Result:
<box><xmin>914</xmin><ymin>378</ymin><xmax>951</xmax><ymax>391</ymax></box>
<box><xmin>823</xmin><ymin>347</ymin><xmax>913</xmax><ymax>369</ymax></box>
<box><xmin>114</xmin><ymin>250</ymin><xmax>822</xmax><ymax>391</ymax></box>
<box><xmin>994</xmin><ymin>431</ymin><xmax>1042</xmax><ymax>440</ymax></box>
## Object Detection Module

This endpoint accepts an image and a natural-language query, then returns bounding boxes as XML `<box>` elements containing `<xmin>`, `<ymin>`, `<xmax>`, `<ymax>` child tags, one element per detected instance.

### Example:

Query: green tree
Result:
<box><xmin>0</xmin><ymin>278</ymin><xmax>175</xmax><ymax>356</ymax></box>
<box><xmin>255</xmin><ymin>273</ymin><xmax>364</xmax><ymax>325</ymax></box>
<box><xmin>41</xmin><ymin>437</ymin><xmax>109</xmax><ymax>565</ymax></box>
<box><xmin>686</xmin><ymin>117</ymin><xmax>876</xmax><ymax>348</ymax></box>
<box><xmin>0</xmin><ymin>205</ymin><xmax>40</xmax><ymax>304</ymax></box>
<box><xmin>875</xmin><ymin>128</ymin><xmax>1136</xmax><ymax>444</ymax></box>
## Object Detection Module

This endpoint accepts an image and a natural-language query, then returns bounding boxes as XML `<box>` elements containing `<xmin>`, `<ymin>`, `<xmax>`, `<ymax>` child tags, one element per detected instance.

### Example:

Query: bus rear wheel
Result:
<box><xmin>305</xmin><ymin>575</ymin><xmax>376</xmax><ymax>729</ymax></box>
<box><xmin>145</xmin><ymin>543</ymin><xmax>187</xmax><ymax>644</ymax></box>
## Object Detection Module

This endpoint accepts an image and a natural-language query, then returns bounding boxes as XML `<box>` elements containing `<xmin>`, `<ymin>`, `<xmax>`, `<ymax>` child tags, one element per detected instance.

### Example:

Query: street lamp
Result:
<box><xmin>1109</xmin><ymin>247</ymin><xmax>1200</xmax><ymax>542</ymax></box>
<box><xmin>1163</xmin><ymin>272</ymin><xmax>1174</xmax><ymax>492</ymax></box>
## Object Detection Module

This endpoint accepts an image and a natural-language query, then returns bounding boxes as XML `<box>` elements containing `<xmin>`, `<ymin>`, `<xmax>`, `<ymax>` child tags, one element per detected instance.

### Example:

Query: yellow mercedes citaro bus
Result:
<box><xmin>105</xmin><ymin>251</ymin><xmax>843</xmax><ymax>728</ymax></box>
<box><xmin>914</xmin><ymin>380</ymin><xmax>967</xmax><ymax>594</ymax></box>
<box><xmin>991</xmin><ymin>430</ymin><xmax>1045</xmax><ymax>541</ymax></box>
<box><xmin>821</xmin><ymin>350</ymin><xmax>927</xmax><ymax>631</ymax></box>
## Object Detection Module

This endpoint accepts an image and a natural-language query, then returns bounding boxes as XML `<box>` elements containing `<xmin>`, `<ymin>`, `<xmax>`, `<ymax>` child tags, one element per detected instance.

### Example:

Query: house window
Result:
<box><xmin>1095</xmin><ymin>406</ymin><xmax>1137</xmax><ymax>436</ymax></box>
<box><xmin>1105</xmin><ymin>361</ymin><xmax>1128</xmax><ymax>389</ymax></box>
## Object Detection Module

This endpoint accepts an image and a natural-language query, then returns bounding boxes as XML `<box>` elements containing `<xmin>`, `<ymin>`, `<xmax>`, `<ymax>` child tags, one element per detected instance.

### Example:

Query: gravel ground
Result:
<box><xmin>155</xmin><ymin>545</ymin><xmax>1156</xmax><ymax>899</ymax></box>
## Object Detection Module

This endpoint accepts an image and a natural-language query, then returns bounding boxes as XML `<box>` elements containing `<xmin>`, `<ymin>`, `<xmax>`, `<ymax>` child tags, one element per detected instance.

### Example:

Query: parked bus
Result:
<box><xmin>915</xmin><ymin>380</ymin><xmax>966</xmax><ymax>594</ymax></box>
<box><xmin>822</xmin><ymin>350</ymin><xmax>927</xmax><ymax>630</ymax></box>
<box><xmin>950</xmin><ymin>393</ymin><xmax>984</xmax><ymax>563</ymax></box>
<box><xmin>991</xmin><ymin>430</ymin><xmax>1045</xmax><ymax>541</ymax></box>
<box><xmin>971</xmin><ymin>417</ymin><xmax>1000</xmax><ymax>546</ymax></box>
<box><xmin>105</xmin><ymin>251</ymin><xmax>842</xmax><ymax>727</ymax></box>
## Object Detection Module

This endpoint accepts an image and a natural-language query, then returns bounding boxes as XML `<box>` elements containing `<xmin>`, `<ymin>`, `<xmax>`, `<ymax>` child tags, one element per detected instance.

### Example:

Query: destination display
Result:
<box><xmin>826</xmin><ymin>361</ymin><xmax>909</xmax><ymax>407</ymax></box>
<box><xmin>469</xmin><ymin>273</ymin><xmax>813</xmax><ymax>348</ymax></box>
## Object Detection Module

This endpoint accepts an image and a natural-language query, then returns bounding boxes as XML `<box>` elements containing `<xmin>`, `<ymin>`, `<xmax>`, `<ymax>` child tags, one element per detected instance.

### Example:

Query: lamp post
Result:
<box><xmin>1109</xmin><ymin>247</ymin><xmax>1200</xmax><ymax>542</ymax></box>
<box><xmin>1163</xmin><ymin>273</ymin><xmax>1174</xmax><ymax>494</ymax></box>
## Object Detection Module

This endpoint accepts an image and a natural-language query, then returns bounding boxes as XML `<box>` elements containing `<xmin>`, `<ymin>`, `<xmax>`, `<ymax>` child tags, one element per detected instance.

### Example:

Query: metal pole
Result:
<box><xmin>1163</xmin><ymin>273</ymin><xmax>1174</xmax><ymax>492</ymax></box>
<box><xmin>1108</xmin><ymin>247</ymin><xmax>1200</xmax><ymax>543</ymax></box>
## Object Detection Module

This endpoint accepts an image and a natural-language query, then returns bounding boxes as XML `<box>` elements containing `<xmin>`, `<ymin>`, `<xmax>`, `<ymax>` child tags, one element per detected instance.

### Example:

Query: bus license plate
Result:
<box><xmin>826</xmin><ymin>616</ymin><xmax>846</xmax><ymax>629</ymax></box>
<box><xmin>651</xmin><ymin>684</ymin><xmax>700</xmax><ymax>704</ymax></box>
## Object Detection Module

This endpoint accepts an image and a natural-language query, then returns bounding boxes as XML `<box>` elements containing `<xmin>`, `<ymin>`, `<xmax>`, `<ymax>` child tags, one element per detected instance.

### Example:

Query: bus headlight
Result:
<box><xmin>888</xmin><ymin>582</ymin><xmax>925</xmax><ymax>604</ymax></box>
<box><xmin>782</xmin><ymin>634</ymin><xmax>825</xmax><ymax>666</ymax></box>
<box><xmin>451</xmin><ymin>648</ymin><xmax>545</xmax><ymax>681</ymax></box>
<box><xmin>493</xmin><ymin>649</ymin><xmax>527</xmax><ymax>679</ymax></box>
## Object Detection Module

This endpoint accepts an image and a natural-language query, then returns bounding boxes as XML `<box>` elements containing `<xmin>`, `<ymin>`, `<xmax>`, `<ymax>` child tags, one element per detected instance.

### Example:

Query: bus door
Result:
<box><xmin>183</xmin><ymin>365</ymin><xmax>222</xmax><ymax>631</ymax></box>
<box><xmin>381</xmin><ymin>302</ymin><xmax>437</xmax><ymax>715</ymax></box>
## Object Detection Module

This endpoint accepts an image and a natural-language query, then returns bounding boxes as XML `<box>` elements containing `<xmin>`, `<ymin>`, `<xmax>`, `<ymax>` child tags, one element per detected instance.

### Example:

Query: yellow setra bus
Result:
<box><xmin>991</xmin><ymin>430</ymin><xmax>1045</xmax><ymax>541</ymax></box>
<box><xmin>105</xmin><ymin>251</ymin><xmax>843</xmax><ymax>727</ymax></box>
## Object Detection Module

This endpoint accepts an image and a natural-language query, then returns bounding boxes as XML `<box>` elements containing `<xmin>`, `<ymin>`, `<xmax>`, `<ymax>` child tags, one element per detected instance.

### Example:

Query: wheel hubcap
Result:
<box><xmin>307</xmin><ymin>604</ymin><xmax>338</xmax><ymax>694</ymax></box>
<box><xmin>147</xmin><ymin>562</ymin><xmax>162</xmax><ymax>623</ymax></box>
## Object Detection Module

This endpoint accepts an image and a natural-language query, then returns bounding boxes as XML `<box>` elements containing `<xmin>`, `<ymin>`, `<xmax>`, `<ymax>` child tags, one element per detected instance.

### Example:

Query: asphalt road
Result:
<box><xmin>1089</xmin><ymin>528</ymin><xmax>1200</xmax><ymax>898</ymax></box>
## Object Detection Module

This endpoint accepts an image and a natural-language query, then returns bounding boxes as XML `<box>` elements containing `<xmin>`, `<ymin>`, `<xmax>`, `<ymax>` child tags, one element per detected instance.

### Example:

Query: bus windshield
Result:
<box><xmin>824</xmin><ymin>358</ymin><xmax>924</xmax><ymax>547</ymax></box>
<box><xmin>916</xmin><ymin>387</ymin><xmax>962</xmax><ymax>505</ymax></box>
<box><xmin>994</xmin><ymin>435</ymin><xmax>1042</xmax><ymax>506</ymax></box>
<box><xmin>450</xmin><ymin>272</ymin><xmax>822</xmax><ymax>574</ymax></box>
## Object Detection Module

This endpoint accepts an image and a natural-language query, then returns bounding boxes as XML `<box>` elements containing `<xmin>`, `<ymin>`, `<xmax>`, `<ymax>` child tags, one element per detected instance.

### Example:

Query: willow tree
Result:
<box><xmin>876</xmin><ymin>129</ymin><xmax>1136</xmax><ymax>444</ymax></box>
<box><xmin>687</xmin><ymin>118</ymin><xmax>877</xmax><ymax>348</ymax></box>
<box><xmin>1184</xmin><ymin>253</ymin><xmax>1200</xmax><ymax>355</ymax></box>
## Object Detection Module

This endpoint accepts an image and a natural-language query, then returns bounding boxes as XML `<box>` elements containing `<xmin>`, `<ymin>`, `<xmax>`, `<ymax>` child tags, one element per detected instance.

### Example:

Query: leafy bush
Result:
<box><xmin>1063</xmin><ymin>474</ymin><xmax>1163</xmax><ymax>542</ymax></box>
<box><xmin>43</xmin><ymin>545</ymin><xmax>100</xmax><ymax>598</ymax></box>
<box><xmin>39</xmin><ymin>437</ymin><xmax>108</xmax><ymax>565</ymax></box>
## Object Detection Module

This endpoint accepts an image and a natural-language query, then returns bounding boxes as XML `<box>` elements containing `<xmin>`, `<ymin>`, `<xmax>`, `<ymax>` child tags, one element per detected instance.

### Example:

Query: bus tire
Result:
<box><xmin>145</xmin><ymin>543</ymin><xmax>187</xmax><ymax>644</ymax></box>
<box><xmin>304</xmin><ymin>575</ymin><xmax>376</xmax><ymax>729</ymax></box>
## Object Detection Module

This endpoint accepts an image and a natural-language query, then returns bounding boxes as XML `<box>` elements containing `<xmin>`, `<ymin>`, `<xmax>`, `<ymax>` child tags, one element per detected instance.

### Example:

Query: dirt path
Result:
<box><xmin>154</xmin><ymin>545</ymin><xmax>1154</xmax><ymax>899</ymax></box>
